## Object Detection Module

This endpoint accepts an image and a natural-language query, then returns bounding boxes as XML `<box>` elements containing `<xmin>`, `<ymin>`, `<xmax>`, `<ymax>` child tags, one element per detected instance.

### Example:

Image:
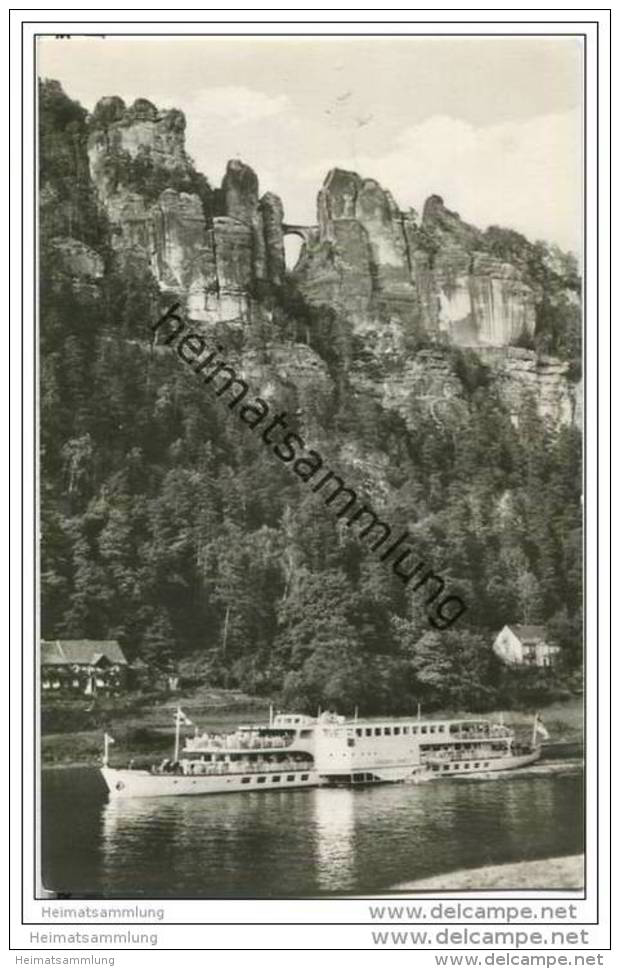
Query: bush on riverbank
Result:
<box><xmin>41</xmin><ymin>685</ymin><xmax>272</xmax><ymax>739</ymax></box>
<box><xmin>40</xmin><ymin>690</ymin><xmax>168</xmax><ymax>734</ymax></box>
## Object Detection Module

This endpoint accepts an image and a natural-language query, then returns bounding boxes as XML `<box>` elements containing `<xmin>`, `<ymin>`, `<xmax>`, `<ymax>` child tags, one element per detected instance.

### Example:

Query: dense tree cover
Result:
<box><xmin>39</xmin><ymin>82</ymin><xmax>583</xmax><ymax>714</ymax></box>
<box><xmin>92</xmin><ymin>142</ymin><xmax>215</xmax><ymax>220</ymax></box>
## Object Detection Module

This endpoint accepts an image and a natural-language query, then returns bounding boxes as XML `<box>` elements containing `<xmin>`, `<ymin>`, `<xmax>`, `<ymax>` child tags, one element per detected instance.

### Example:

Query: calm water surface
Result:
<box><xmin>41</xmin><ymin>757</ymin><xmax>583</xmax><ymax>898</ymax></box>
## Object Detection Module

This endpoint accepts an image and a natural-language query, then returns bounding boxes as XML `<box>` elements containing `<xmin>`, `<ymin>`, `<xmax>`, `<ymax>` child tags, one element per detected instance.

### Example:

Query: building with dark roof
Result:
<box><xmin>41</xmin><ymin>639</ymin><xmax>129</xmax><ymax>694</ymax></box>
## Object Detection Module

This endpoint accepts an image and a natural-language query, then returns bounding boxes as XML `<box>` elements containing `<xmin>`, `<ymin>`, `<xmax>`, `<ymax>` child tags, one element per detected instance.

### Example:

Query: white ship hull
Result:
<box><xmin>420</xmin><ymin>747</ymin><xmax>542</xmax><ymax>782</ymax></box>
<box><xmin>100</xmin><ymin>766</ymin><xmax>319</xmax><ymax>799</ymax></box>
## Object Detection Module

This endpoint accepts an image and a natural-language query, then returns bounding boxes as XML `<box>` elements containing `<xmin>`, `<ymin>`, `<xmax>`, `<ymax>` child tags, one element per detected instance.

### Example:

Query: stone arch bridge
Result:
<box><xmin>282</xmin><ymin>223</ymin><xmax>317</xmax><ymax>244</ymax></box>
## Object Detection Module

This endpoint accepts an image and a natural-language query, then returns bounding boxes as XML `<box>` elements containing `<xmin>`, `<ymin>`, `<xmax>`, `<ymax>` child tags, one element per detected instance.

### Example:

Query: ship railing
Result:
<box><xmin>447</xmin><ymin>728</ymin><xmax>510</xmax><ymax>741</ymax></box>
<box><xmin>172</xmin><ymin>758</ymin><xmax>309</xmax><ymax>776</ymax></box>
<box><xmin>422</xmin><ymin>734</ymin><xmax>512</xmax><ymax>750</ymax></box>
<box><xmin>422</xmin><ymin>747</ymin><xmax>507</xmax><ymax>763</ymax></box>
<box><xmin>512</xmin><ymin>742</ymin><xmax>535</xmax><ymax>754</ymax></box>
<box><xmin>185</xmin><ymin>734</ymin><xmax>294</xmax><ymax>752</ymax></box>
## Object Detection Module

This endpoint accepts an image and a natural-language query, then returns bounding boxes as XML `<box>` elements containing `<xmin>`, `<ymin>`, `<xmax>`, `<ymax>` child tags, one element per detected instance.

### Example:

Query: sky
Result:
<box><xmin>38</xmin><ymin>35</ymin><xmax>583</xmax><ymax>253</ymax></box>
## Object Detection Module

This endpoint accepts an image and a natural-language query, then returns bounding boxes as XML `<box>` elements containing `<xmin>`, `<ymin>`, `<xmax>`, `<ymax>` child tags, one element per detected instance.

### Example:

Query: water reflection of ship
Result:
<box><xmin>100</xmin><ymin>784</ymin><xmax>358</xmax><ymax>895</ymax></box>
<box><xmin>100</xmin><ymin>787</ymin><xmax>312</xmax><ymax>895</ymax></box>
<box><xmin>100</xmin><ymin>795</ymin><xmax>195</xmax><ymax>894</ymax></box>
<box><xmin>313</xmin><ymin>787</ymin><xmax>356</xmax><ymax>893</ymax></box>
<box><xmin>101</xmin><ymin>792</ymin><xmax>253</xmax><ymax>852</ymax></box>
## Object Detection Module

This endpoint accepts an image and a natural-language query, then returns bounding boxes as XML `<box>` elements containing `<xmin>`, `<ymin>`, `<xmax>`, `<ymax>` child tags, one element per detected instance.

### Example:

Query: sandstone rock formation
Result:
<box><xmin>82</xmin><ymin>97</ymin><xmax>580</xmax><ymax>428</ymax></box>
<box><xmin>87</xmin><ymin>99</ymin><xmax>285</xmax><ymax>323</ymax></box>
<box><xmin>475</xmin><ymin>347</ymin><xmax>582</xmax><ymax>427</ymax></box>
<box><xmin>346</xmin><ymin>342</ymin><xmax>580</xmax><ymax>429</ymax></box>
<box><xmin>296</xmin><ymin>171</ymin><xmax>538</xmax><ymax>349</ymax></box>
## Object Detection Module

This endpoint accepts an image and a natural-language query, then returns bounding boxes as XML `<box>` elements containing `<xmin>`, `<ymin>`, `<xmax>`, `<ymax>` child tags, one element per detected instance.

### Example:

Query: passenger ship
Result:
<box><xmin>100</xmin><ymin>708</ymin><xmax>546</xmax><ymax>798</ymax></box>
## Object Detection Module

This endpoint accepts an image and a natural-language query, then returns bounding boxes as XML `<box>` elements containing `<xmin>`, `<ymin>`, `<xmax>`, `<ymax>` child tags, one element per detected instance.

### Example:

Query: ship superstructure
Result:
<box><xmin>313</xmin><ymin>715</ymin><xmax>540</xmax><ymax>785</ymax></box>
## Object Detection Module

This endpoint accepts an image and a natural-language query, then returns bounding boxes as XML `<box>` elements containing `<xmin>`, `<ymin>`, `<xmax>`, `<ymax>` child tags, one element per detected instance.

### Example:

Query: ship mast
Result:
<box><xmin>174</xmin><ymin>708</ymin><xmax>181</xmax><ymax>762</ymax></box>
<box><xmin>102</xmin><ymin>732</ymin><xmax>115</xmax><ymax>767</ymax></box>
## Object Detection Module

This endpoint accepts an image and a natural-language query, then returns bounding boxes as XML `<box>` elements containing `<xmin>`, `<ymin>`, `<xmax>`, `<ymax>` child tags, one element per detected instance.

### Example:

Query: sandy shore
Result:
<box><xmin>391</xmin><ymin>855</ymin><xmax>584</xmax><ymax>892</ymax></box>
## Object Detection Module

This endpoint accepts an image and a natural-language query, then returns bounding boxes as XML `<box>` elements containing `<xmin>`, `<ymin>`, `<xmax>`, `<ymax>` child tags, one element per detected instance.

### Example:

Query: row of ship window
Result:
<box><xmin>353</xmin><ymin>724</ymin><xmax>451</xmax><ymax>738</ymax></box>
<box><xmin>240</xmin><ymin>774</ymin><xmax>310</xmax><ymax>784</ymax></box>
<box><xmin>170</xmin><ymin>773</ymin><xmax>311</xmax><ymax>786</ymax></box>
<box><xmin>430</xmin><ymin>761</ymin><xmax>491</xmax><ymax>771</ymax></box>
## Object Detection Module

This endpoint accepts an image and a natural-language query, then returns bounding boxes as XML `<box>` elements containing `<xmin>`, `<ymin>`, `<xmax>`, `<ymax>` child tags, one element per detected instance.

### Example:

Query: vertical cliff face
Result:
<box><xmin>353</xmin><ymin>345</ymin><xmax>581</xmax><ymax>431</ymax></box>
<box><xmin>475</xmin><ymin>347</ymin><xmax>583</xmax><ymax>428</ymax></box>
<box><xmin>296</xmin><ymin>169</ymin><xmax>539</xmax><ymax>349</ymax></box>
<box><xmin>297</xmin><ymin>168</ymin><xmax>417</xmax><ymax>328</ymax></box>
<box><xmin>421</xmin><ymin>196</ymin><xmax>537</xmax><ymax>346</ymax></box>
<box><xmin>86</xmin><ymin>98</ymin><xmax>286</xmax><ymax>323</ymax></box>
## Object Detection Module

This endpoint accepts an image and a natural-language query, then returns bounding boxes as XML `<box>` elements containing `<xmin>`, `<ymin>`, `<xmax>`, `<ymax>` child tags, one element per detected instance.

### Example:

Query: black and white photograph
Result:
<box><xmin>34</xmin><ymin>29</ymin><xmax>589</xmax><ymax>902</ymax></box>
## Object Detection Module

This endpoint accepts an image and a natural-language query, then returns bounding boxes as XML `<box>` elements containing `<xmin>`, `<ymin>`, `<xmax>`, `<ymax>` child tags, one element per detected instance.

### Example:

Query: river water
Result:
<box><xmin>41</xmin><ymin>753</ymin><xmax>583</xmax><ymax>898</ymax></box>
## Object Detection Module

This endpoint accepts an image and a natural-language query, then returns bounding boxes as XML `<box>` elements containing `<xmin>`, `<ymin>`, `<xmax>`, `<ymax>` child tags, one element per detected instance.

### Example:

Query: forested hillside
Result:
<box><xmin>39</xmin><ymin>80</ymin><xmax>583</xmax><ymax>714</ymax></box>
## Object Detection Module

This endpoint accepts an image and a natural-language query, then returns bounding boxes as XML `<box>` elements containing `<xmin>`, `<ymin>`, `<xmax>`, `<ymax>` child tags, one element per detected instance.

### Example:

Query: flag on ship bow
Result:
<box><xmin>176</xmin><ymin>707</ymin><xmax>193</xmax><ymax>726</ymax></box>
<box><xmin>534</xmin><ymin>714</ymin><xmax>550</xmax><ymax>740</ymax></box>
<box><xmin>102</xmin><ymin>732</ymin><xmax>115</xmax><ymax>766</ymax></box>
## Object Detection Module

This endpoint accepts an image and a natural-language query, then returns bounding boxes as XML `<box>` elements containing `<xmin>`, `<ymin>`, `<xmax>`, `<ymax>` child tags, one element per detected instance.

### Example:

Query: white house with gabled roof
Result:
<box><xmin>493</xmin><ymin>625</ymin><xmax>560</xmax><ymax>668</ymax></box>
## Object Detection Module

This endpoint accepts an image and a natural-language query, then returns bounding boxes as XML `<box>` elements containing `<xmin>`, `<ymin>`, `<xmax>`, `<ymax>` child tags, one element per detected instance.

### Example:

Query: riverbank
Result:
<box><xmin>41</xmin><ymin>687</ymin><xmax>272</xmax><ymax>767</ymax></box>
<box><xmin>41</xmin><ymin>693</ymin><xmax>583</xmax><ymax>768</ymax></box>
<box><xmin>391</xmin><ymin>854</ymin><xmax>584</xmax><ymax>892</ymax></box>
